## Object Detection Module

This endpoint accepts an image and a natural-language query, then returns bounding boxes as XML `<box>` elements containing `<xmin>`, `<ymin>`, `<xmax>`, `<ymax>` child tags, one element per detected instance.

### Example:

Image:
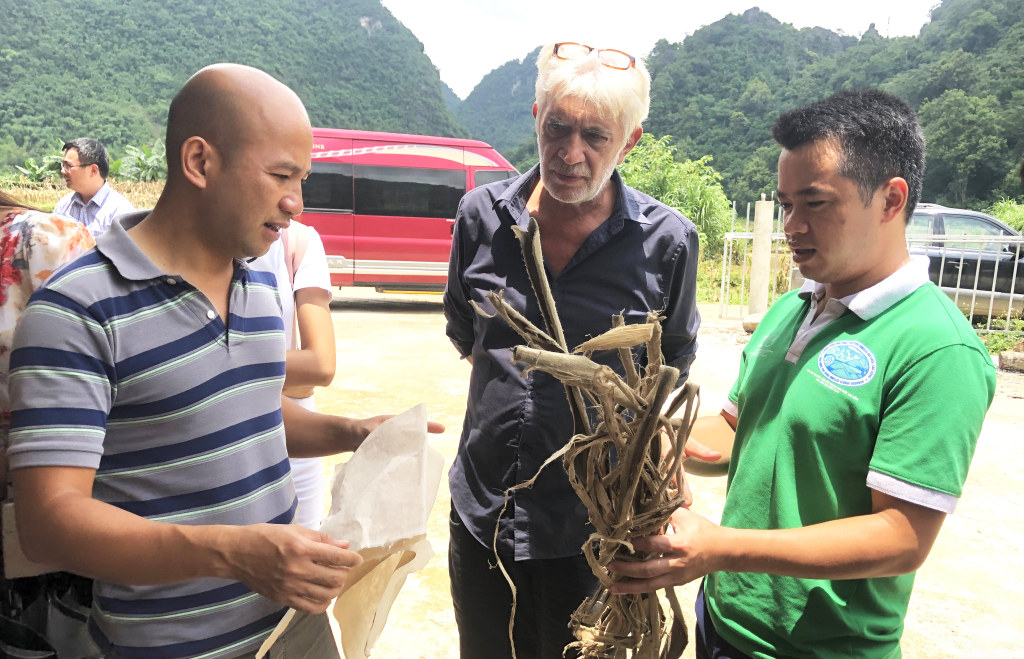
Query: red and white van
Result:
<box><xmin>299</xmin><ymin>128</ymin><xmax>517</xmax><ymax>291</ymax></box>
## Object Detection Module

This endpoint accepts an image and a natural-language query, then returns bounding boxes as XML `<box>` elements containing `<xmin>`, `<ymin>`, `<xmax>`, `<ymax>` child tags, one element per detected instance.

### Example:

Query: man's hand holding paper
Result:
<box><xmin>257</xmin><ymin>403</ymin><xmax>445</xmax><ymax>658</ymax></box>
<box><xmin>218</xmin><ymin>523</ymin><xmax>363</xmax><ymax>614</ymax></box>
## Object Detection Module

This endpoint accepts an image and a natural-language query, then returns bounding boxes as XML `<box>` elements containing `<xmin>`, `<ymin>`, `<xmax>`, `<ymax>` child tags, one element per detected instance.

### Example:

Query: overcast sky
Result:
<box><xmin>379</xmin><ymin>0</ymin><xmax>939</xmax><ymax>98</ymax></box>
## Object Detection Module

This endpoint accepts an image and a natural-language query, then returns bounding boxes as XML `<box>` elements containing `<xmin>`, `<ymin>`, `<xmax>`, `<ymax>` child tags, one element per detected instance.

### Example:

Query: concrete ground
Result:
<box><xmin>314</xmin><ymin>288</ymin><xmax>1024</xmax><ymax>659</ymax></box>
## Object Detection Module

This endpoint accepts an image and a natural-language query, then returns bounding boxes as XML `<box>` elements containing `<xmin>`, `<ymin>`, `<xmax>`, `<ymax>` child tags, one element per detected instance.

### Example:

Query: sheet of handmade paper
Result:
<box><xmin>258</xmin><ymin>404</ymin><xmax>444</xmax><ymax>659</ymax></box>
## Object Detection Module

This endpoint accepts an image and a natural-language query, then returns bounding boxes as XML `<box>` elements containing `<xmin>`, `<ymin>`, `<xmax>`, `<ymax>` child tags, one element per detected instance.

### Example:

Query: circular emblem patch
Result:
<box><xmin>817</xmin><ymin>340</ymin><xmax>876</xmax><ymax>387</ymax></box>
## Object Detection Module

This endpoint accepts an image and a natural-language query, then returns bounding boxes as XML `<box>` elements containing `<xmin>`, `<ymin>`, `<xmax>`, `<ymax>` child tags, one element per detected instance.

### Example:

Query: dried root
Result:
<box><xmin>475</xmin><ymin>217</ymin><xmax>701</xmax><ymax>659</ymax></box>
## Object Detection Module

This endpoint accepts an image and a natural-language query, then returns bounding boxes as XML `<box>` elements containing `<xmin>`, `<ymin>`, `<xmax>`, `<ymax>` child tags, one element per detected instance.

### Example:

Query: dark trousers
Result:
<box><xmin>448</xmin><ymin>504</ymin><xmax>599</xmax><ymax>659</ymax></box>
<box><xmin>696</xmin><ymin>584</ymin><xmax>753</xmax><ymax>659</ymax></box>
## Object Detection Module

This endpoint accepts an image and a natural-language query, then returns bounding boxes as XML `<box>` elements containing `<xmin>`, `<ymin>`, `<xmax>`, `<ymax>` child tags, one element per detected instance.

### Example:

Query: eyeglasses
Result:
<box><xmin>60</xmin><ymin>161</ymin><xmax>90</xmax><ymax>172</ymax></box>
<box><xmin>553</xmin><ymin>42</ymin><xmax>636</xmax><ymax>70</ymax></box>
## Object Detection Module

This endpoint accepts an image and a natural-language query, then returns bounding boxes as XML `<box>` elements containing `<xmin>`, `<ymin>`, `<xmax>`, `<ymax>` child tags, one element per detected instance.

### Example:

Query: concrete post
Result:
<box><xmin>748</xmin><ymin>194</ymin><xmax>774</xmax><ymax>316</ymax></box>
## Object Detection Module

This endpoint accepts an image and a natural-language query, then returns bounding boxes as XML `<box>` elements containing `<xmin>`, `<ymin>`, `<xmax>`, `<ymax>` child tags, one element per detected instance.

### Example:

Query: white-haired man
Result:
<box><xmin>444</xmin><ymin>42</ymin><xmax>713</xmax><ymax>659</ymax></box>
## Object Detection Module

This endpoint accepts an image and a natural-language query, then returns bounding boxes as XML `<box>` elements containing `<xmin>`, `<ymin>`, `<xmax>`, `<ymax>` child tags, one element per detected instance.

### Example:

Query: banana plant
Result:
<box><xmin>120</xmin><ymin>142</ymin><xmax>167</xmax><ymax>181</ymax></box>
<box><xmin>15</xmin><ymin>141</ymin><xmax>63</xmax><ymax>182</ymax></box>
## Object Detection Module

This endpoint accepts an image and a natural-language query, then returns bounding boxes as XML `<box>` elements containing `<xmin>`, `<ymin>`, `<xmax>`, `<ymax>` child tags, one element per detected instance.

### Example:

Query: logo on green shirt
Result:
<box><xmin>818</xmin><ymin>340</ymin><xmax>876</xmax><ymax>386</ymax></box>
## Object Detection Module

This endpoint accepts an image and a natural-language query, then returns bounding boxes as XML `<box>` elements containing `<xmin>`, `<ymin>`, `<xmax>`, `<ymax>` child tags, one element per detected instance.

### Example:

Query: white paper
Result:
<box><xmin>320</xmin><ymin>403</ymin><xmax>444</xmax><ymax>552</ymax></box>
<box><xmin>257</xmin><ymin>404</ymin><xmax>444</xmax><ymax>659</ymax></box>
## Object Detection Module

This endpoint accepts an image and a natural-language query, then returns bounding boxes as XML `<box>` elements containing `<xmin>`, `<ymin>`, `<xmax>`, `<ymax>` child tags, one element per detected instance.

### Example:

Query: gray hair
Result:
<box><xmin>63</xmin><ymin>137</ymin><xmax>110</xmax><ymax>179</ymax></box>
<box><xmin>535</xmin><ymin>43</ymin><xmax>651</xmax><ymax>141</ymax></box>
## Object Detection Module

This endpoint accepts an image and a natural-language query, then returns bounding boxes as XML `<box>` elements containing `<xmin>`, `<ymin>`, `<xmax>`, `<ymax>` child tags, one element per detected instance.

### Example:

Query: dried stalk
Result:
<box><xmin>512</xmin><ymin>219</ymin><xmax>591</xmax><ymax>435</ymax></box>
<box><xmin>476</xmin><ymin>216</ymin><xmax>701</xmax><ymax>659</ymax></box>
<box><xmin>574</xmin><ymin>323</ymin><xmax>655</xmax><ymax>354</ymax></box>
<box><xmin>471</xmin><ymin>291</ymin><xmax>564</xmax><ymax>354</ymax></box>
<box><xmin>612</xmin><ymin>314</ymin><xmax>641</xmax><ymax>389</ymax></box>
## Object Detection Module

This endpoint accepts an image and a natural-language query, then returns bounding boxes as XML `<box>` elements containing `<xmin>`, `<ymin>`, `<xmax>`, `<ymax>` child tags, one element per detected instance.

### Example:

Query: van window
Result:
<box><xmin>303</xmin><ymin>162</ymin><xmax>353</xmax><ymax>212</ymax></box>
<box><xmin>355</xmin><ymin>166</ymin><xmax>466</xmax><ymax>219</ymax></box>
<box><xmin>474</xmin><ymin>170</ymin><xmax>516</xmax><ymax>188</ymax></box>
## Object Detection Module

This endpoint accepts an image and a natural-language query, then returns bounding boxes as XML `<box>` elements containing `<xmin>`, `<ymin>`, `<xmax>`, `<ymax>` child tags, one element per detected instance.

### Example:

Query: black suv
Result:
<box><xmin>908</xmin><ymin>204</ymin><xmax>1023</xmax><ymax>316</ymax></box>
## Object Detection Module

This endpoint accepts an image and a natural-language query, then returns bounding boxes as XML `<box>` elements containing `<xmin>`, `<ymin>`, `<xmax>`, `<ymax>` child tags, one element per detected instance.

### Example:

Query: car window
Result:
<box><xmin>302</xmin><ymin>162</ymin><xmax>354</xmax><ymax>212</ymax></box>
<box><xmin>354</xmin><ymin>165</ymin><xmax>466</xmax><ymax>219</ymax></box>
<box><xmin>907</xmin><ymin>213</ymin><xmax>932</xmax><ymax>236</ymax></box>
<box><xmin>474</xmin><ymin>170</ymin><xmax>516</xmax><ymax>188</ymax></box>
<box><xmin>942</xmin><ymin>215</ymin><xmax>1004</xmax><ymax>252</ymax></box>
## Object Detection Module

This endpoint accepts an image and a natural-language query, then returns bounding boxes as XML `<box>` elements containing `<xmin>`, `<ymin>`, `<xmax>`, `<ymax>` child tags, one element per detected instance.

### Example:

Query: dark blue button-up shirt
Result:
<box><xmin>444</xmin><ymin>165</ymin><xmax>701</xmax><ymax>560</ymax></box>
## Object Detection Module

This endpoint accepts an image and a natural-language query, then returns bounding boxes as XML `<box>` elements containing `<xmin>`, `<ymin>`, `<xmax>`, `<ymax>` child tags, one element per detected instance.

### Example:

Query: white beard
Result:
<box><xmin>541</xmin><ymin>156</ymin><xmax>618</xmax><ymax>205</ymax></box>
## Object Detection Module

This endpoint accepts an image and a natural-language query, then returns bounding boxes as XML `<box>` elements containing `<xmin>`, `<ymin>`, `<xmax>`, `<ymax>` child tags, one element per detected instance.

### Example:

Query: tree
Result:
<box><xmin>619</xmin><ymin>134</ymin><xmax>732</xmax><ymax>255</ymax></box>
<box><xmin>505</xmin><ymin>135</ymin><xmax>539</xmax><ymax>173</ymax></box>
<box><xmin>949</xmin><ymin>9</ymin><xmax>1001</xmax><ymax>54</ymax></box>
<box><xmin>738</xmin><ymin>80</ymin><xmax>773</xmax><ymax>114</ymax></box>
<box><xmin>457</xmin><ymin>0</ymin><xmax>1024</xmax><ymax>209</ymax></box>
<box><xmin>0</xmin><ymin>0</ymin><xmax>468</xmax><ymax>172</ymax></box>
<box><xmin>733</xmin><ymin>146</ymin><xmax>780</xmax><ymax>202</ymax></box>
<box><xmin>920</xmin><ymin>90</ymin><xmax>1005</xmax><ymax>205</ymax></box>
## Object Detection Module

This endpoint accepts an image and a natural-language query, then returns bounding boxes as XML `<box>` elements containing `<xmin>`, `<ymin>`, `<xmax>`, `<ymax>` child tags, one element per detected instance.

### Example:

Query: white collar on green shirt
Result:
<box><xmin>797</xmin><ymin>255</ymin><xmax>930</xmax><ymax>321</ymax></box>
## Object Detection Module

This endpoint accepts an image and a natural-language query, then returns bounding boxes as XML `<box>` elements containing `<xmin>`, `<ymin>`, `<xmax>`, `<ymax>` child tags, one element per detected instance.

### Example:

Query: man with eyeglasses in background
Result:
<box><xmin>444</xmin><ymin>41</ymin><xmax>715</xmax><ymax>659</ymax></box>
<box><xmin>54</xmin><ymin>137</ymin><xmax>135</xmax><ymax>235</ymax></box>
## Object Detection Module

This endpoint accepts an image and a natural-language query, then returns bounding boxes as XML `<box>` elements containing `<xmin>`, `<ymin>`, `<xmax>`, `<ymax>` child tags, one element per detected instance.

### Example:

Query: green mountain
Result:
<box><xmin>441</xmin><ymin>81</ymin><xmax>462</xmax><ymax>114</ymax></box>
<box><xmin>455</xmin><ymin>0</ymin><xmax>1024</xmax><ymax>207</ymax></box>
<box><xmin>0</xmin><ymin>0</ymin><xmax>468</xmax><ymax>170</ymax></box>
<box><xmin>455</xmin><ymin>47</ymin><xmax>541</xmax><ymax>154</ymax></box>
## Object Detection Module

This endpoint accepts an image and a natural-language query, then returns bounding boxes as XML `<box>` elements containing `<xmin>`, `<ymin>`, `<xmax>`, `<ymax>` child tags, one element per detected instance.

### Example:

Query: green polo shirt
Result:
<box><xmin>705</xmin><ymin>259</ymin><xmax>996</xmax><ymax>659</ymax></box>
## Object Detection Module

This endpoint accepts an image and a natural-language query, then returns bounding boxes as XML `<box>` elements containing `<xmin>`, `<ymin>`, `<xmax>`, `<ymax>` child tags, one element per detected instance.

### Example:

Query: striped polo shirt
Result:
<box><xmin>8</xmin><ymin>212</ymin><xmax>297</xmax><ymax>659</ymax></box>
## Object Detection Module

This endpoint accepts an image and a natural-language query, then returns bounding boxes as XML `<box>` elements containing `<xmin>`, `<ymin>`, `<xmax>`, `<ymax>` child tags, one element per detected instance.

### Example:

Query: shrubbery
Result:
<box><xmin>619</xmin><ymin>134</ymin><xmax>732</xmax><ymax>256</ymax></box>
<box><xmin>987</xmin><ymin>198</ymin><xmax>1024</xmax><ymax>232</ymax></box>
<box><xmin>8</xmin><ymin>141</ymin><xmax>168</xmax><ymax>183</ymax></box>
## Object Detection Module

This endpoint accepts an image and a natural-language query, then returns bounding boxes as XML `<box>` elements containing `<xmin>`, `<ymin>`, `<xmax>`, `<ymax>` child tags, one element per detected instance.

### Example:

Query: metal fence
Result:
<box><xmin>717</xmin><ymin>206</ymin><xmax>1024</xmax><ymax>334</ymax></box>
<box><xmin>718</xmin><ymin>202</ymin><xmax>789</xmax><ymax>320</ymax></box>
<box><xmin>908</xmin><ymin>233</ymin><xmax>1024</xmax><ymax>333</ymax></box>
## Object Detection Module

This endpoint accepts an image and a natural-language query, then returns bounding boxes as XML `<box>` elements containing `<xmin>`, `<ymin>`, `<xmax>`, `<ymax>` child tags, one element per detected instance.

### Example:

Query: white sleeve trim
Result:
<box><xmin>722</xmin><ymin>397</ymin><xmax>739</xmax><ymax>419</ymax></box>
<box><xmin>866</xmin><ymin>470</ymin><xmax>958</xmax><ymax>514</ymax></box>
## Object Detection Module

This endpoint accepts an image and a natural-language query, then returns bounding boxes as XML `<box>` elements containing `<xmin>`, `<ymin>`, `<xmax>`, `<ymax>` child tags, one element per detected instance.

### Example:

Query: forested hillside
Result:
<box><xmin>457</xmin><ymin>0</ymin><xmax>1024</xmax><ymax>207</ymax></box>
<box><xmin>441</xmin><ymin>82</ymin><xmax>462</xmax><ymax>114</ymax></box>
<box><xmin>0</xmin><ymin>0</ymin><xmax>467</xmax><ymax>170</ymax></box>
<box><xmin>455</xmin><ymin>47</ymin><xmax>541</xmax><ymax>153</ymax></box>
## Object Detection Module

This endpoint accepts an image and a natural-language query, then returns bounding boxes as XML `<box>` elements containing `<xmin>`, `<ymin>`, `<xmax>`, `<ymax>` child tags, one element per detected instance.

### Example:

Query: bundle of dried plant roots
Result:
<box><xmin>472</xmin><ymin>217</ymin><xmax>701</xmax><ymax>659</ymax></box>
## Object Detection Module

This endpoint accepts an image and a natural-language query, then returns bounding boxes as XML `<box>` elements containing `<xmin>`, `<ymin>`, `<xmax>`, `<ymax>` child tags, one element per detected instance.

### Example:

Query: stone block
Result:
<box><xmin>742</xmin><ymin>313</ymin><xmax>764</xmax><ymax>334</ymax></box>
<box><xmin>999</xmin><ymin>350</ymin><xmax>1024</xmax><ymax>372</ymax></box>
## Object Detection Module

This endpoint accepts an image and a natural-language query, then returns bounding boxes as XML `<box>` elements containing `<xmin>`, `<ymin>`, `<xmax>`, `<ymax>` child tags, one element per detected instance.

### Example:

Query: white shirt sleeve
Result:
<box><xmin>292</xmin><ymin>228</ymin><xmax>333</xmax><ymax>301</ymax></box>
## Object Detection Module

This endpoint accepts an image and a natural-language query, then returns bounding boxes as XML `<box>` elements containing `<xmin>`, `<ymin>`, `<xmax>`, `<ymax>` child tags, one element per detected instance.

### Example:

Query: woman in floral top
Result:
<box><xmin>0</xmin><ymin>191</ymin><xmax>94</xmax><ymax>496</ymax></box>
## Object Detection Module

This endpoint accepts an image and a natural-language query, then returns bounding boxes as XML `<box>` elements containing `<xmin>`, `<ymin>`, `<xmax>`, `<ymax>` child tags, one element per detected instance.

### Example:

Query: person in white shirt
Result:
<box><xmin>252</xmin><ymin>221</ymin><xmax>336</xmax><ymax>529</ymax></box>
<box><xmin>54</xmin><ymin>138</ymin><xmax>135</xmax><ymax>235</ymax></box>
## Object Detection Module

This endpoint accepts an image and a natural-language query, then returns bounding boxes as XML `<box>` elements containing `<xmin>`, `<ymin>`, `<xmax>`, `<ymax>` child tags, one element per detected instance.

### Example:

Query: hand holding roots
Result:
<box><xmin>475</xmin><ymin>217</ymin><xmax>701</xmax><ymax>659</ymax></box>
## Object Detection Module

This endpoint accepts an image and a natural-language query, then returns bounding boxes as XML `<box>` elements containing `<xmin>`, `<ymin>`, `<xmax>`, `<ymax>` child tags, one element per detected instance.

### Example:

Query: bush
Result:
<box><xmin>987</xmin><ymin>197</ymin><xmax>1024</xmax><ymax>232</ymax></box>
<box><xmin>980</xmin><ymin>331</ymin><xmax>1024</xmax><ymax>354</ymax></box>
<box><xmin>975</xmin><ymin>314</ymin><xmax>1024</xmax><ymax>354</ymax></box>
<box><xmin>619</xmin><ymin>134</ymin><xmax>732</xmax><ymax>255</ymax></box>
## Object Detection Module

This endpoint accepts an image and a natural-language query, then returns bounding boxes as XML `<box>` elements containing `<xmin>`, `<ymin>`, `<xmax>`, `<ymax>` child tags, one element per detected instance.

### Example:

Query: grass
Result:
<box><xmin>975</xmin><ymin>314</ymin><xmax>1024</xmax><ymax>354</ymax></box>
<box><xmin>0</xmin><ymin>177</ymin><xmax>164</xmax><ymax>211</ymax></box>
<box><xmin>980</xmin><ymin>331</ymin><xmax>1024</xmax><ymax>354</ymax></box>
<box><xmin>698</xmin><ymin>249</ymin><xmax>794</xmax><ymax>311</ymax></box>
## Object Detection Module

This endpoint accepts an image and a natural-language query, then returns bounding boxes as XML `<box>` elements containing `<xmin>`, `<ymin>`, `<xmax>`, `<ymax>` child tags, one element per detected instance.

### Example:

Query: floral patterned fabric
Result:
<box><xmin>0</xmin><ymin>208</ymin><xmax>95</xmax><ymax>444</ymax></box>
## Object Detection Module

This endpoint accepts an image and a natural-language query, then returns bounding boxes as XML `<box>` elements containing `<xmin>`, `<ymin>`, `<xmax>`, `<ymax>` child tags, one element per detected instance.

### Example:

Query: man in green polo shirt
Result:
<box><xmin>607</xmin><ymin>89</ymin><xmax>996</xmax><ymax>658</ymax></box>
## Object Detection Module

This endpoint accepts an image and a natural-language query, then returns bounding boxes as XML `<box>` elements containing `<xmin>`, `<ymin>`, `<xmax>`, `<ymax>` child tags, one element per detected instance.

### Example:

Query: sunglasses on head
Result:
<box><xmin>553</xmin><ymin>42</ymin><xmax>636</xmax><ymax>70</ymax></box>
